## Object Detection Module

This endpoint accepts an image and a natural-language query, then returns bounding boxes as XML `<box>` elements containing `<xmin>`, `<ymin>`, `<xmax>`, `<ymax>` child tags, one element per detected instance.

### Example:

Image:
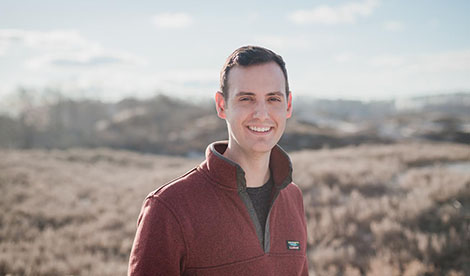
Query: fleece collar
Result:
<box><xmin>198</xmin><ymin>141</ymin><xmax>293</xmax><ymax>192</ymax></box>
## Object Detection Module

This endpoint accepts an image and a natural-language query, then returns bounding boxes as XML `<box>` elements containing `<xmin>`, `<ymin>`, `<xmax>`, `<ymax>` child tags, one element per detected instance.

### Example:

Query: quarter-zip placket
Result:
<box><xmin>209</xmin><ymin>143</ymin><xmax>293</xmax><ymax>253</ymax></box>
<box><xmin>238</xmin><ymin>173</ymin><xmax>284</xmax><ymax>253</ymax></box>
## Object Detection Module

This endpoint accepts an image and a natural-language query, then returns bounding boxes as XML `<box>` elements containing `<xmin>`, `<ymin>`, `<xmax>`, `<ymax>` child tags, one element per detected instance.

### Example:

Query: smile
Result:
<box><xmin>248</xmin><ymin>126</ymin><xmax>272</xmax><ymax>133</ymax></box>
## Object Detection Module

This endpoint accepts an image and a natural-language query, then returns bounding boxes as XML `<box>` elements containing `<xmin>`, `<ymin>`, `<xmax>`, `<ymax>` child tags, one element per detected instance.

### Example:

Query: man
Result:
<box><xmin>128</xmin><ymin>46</ymin><xmax>308</xmax><ymax>275</ymax></box>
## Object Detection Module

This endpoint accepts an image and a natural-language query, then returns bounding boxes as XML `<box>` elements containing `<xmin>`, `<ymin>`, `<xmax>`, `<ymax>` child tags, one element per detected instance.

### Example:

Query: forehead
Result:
<box><xmin>227</xmin><ymin>62</ymin><xmax>286</xmax><ymax>97</ymax></box>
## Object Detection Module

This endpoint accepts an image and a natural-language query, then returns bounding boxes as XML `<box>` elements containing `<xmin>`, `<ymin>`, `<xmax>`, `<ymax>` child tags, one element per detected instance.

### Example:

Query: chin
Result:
<box><xmin>249</xmin><ymin>142</ymin><xmax>277</xmax><ymax>153</ymax></box>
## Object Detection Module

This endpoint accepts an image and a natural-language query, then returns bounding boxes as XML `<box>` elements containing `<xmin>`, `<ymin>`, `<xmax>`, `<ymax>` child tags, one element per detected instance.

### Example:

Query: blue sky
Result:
<box><xmin>1</xmin><ymin>0</ymin><xmax>469</xmax><ymax>105</ymax></box>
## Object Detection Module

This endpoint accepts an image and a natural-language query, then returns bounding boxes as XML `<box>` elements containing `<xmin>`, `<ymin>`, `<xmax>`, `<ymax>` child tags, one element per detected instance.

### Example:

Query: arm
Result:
<box><xmin>128</xmin><ymin>196</ymin><xmax>187</xmax><ymax>276</ymax></box>
<box><xmin>294</xmin><ymin>183</ymin><xmax>310</xmax><ymax>275</ymax></box>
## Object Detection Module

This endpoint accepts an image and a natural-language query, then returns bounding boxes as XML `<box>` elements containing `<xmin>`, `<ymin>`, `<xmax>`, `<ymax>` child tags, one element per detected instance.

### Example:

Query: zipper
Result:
<box><xmin>263</xmin><ymin>187</ymin><xmax>281</xmax><ymax>252</ymax></box>
<box><xmin>239</xmin><ymin>186</ymin><xmax>282</xmax><ymax>253</ymax></box>
<box><xmin>238</xmin><ymin>189</ymin><xmax>265</xmax><ymax>251</ymax></box>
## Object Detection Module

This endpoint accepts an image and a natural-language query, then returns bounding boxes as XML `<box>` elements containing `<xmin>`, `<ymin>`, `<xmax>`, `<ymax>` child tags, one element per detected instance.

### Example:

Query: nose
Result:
<box><xmin>253</xmin><ymin>101</ymin><xmax>269</xmax><ymax>120</ymax></box>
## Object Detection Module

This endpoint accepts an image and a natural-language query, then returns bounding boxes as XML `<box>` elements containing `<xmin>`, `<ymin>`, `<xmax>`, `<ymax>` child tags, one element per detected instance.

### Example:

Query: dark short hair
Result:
<box><xmin>220</xmin><ymin>45</ymin><xmax>290</xmax><ymax>100</ymax></box>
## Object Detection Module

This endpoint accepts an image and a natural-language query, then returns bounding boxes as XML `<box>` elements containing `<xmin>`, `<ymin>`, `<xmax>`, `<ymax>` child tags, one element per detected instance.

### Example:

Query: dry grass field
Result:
<box><xmin>0</xmin><ymin>142</ymin><xmax>469</xmax><ymax>275</ymax></box>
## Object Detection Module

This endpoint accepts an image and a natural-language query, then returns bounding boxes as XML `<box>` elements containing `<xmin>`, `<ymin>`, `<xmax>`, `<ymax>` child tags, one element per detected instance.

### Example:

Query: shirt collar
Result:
<box><xmin>198</xmin><ymin>141</ymin><xmax>293</xmax><ymax>191</ymax></box>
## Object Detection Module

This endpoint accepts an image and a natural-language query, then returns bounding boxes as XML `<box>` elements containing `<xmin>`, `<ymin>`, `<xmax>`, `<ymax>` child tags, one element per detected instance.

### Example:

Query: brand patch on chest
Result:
<box><xmin>286</xmin><ymin>240</ymin><xmax>301</xmax><ymax>250</ymax></box>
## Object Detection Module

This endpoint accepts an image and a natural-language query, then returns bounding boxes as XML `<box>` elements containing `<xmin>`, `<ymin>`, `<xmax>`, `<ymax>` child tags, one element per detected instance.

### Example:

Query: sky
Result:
<box><xmin>1</xmin><ymin>0</ymin><xmax>470</xmax><ymax>106</ymax></box>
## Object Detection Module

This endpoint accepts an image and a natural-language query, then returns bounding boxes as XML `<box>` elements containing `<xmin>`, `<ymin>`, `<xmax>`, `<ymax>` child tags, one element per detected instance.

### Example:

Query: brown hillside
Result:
<box><xmin>0</xmin><ymin>143</ymin><xmax>469</xmax><ymax>275</ymax></box>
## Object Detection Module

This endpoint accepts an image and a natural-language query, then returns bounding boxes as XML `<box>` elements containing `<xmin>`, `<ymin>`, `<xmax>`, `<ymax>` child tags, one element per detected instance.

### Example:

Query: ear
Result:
<box><xmin>286</xmin><ymin>91</ymin><xmax>293</xmax><ymax>119</ymax></box>
<box><xmin>215</xmin><ymin>91</ymin><xmax>227</xmax><ymax>119</ymax></box>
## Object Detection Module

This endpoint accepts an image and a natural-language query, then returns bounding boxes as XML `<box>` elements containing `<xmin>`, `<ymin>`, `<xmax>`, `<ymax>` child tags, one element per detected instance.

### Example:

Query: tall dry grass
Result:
<box><xmin>291</xmin><ymin>143</ymin><xmax>470</xmax><ymax>276</ymax></box>
<box><xmin>0</xmin><ymin>148</ymin><xmax>199</xmax><ymax>275</ymax></box>
<box><xmin>0</xmin><ymin>142</ymin><xmax>469</xmax><ymax>275</ymax></box>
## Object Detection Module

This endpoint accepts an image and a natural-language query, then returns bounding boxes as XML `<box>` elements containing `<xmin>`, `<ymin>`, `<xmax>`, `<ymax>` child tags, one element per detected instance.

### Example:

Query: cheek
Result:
<box><xmin>269</xmin><ymin>105</ymin><xmax>289</xmax><ymax>117</ymax></box>
<box><xmin>228</xmin><ymin>106</ymin><xmax>250</xmax><ymax>119</ymax></box>
<box><xmin>225</xmin><ymin>110</ymin><xmax>245</xmax><ymax>128</ymax></box>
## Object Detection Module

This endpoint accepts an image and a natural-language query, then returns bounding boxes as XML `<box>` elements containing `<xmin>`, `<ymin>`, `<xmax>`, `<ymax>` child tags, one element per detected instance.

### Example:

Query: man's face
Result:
<box><xmin>215</xmin><ymin>62</ymin><xmax>292</xmax><ymax>155</ymax></box>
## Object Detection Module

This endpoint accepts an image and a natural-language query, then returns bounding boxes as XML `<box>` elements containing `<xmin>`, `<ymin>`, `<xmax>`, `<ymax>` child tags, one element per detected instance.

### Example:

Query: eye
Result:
<box><xmin>239</xmin><ymin>97</ymin><xmax>252</xmax><ymax>101</ymax></box>
<box><xmin>268</xmin><ymin>97</ymin><xmax>282</xmax><ymax>102</ymax></box>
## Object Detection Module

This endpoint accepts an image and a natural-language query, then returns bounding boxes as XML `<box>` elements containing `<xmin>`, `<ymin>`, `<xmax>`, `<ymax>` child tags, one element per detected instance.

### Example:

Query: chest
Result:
<box><xmin>179</xmin><ymin>189</ymin><xmax>307</xmax><ymax>269</ymax></box>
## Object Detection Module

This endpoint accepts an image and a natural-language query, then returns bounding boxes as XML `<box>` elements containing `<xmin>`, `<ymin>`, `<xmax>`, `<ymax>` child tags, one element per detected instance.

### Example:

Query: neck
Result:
<box><xmin>223</xmin><ymin>142</ymin><xmax>271</xmax><ymax>188</ymax></box>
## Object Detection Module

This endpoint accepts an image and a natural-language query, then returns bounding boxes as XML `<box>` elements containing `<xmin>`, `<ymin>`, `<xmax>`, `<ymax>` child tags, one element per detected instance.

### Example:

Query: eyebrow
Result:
<box><xmin>235</xmin><ymin>92</ymin><xmax>255</xmax><ymax>97</ymax></box>
<box><xmin>266</xmin><ymin>91</ymin><xmax>284</xmax><ymax>97</ymax></box>
<box><xmin>235</xmin><ymin>91</ymin><xmax>284</xmax><ymax>97</ymax></box>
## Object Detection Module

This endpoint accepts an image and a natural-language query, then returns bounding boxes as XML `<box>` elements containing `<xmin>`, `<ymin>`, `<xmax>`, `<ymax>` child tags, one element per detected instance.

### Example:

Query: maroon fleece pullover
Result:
<box><xmin>128</xmin><ymin>141</ymin><xmax>309</xmax><ymax>275</ymax></box>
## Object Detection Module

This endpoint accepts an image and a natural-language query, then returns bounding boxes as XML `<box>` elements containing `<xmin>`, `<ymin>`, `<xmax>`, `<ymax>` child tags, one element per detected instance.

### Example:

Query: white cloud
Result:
<box><xmin>0</xmin><ymin>28</ymin><xmax>217</xmax><ymax>101</ymax></box>
<box><xmin>9</xmin><ymin>67</ymin><xmax>218</xmax><ymax>102</ymax></box>
<box><xmin>152</xmin><ymin>12</ymin><xmax>193</xmax><ymax>29</ymax></box>
<box><xmin>368</xmin><ymin>50</ymin><xmax>470</xmax><ymax>72</ymax></box>
<box><xmin>0</xmin><ymin>29</ymin><xmax>145</xmax><ymax>68</ymax></box>
<box><xmin>288</xmin><ymin>0</ymin><xmax>379</xmax><ymax>25</ymax></box>
<box><xmin>383</xmin><ymin>21</ymin><xmax>404</xmax><ymax>32</ymax></box>
<box><xmin>27</xmin><ymin>49</ymin><xmax>146</xmax><ymax>69</ymax></box>
<box><xmin>405</xmin><ymin>50</ymin><xmax>470</xmax><ymax>74</ymax></box>
<box><xmin>0</xmin><ymin>29</ymin><xmax>95</xmax><ymax>52</ymax></box>
<box><xmin>301</xmin><ymin>49</ymin><xmax>470</xmax><ymax>99</ymax></box>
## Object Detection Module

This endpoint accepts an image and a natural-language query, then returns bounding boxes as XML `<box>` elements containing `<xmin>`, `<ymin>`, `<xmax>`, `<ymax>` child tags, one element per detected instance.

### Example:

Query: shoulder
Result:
<box><xmin>278</xmin><ymin>182</ymin><xmax>307</xmax><ymax>225</ymax></box>
<box><xmin>135</xmin><ymin>167</ymin><xmax>206</xmax><ymax>226</ymax></box>
<box><xmin>283</xmin><ymin>182</ymin><xmax>304</xmax><ymax>200</ymax></box>
<box><xmin>144</xmin><ymin>166</ymin><xmax>211</xmax><ymax>212</ymax></box>
<box><xmin>147</xmin><ymin>167</ymin><xmax>199</xmax><ymax>198</ymax></box>
<box><xmin>277</xmin><ymin>182</ymin><xmax>306</xmax><ymax>213</ymax></box>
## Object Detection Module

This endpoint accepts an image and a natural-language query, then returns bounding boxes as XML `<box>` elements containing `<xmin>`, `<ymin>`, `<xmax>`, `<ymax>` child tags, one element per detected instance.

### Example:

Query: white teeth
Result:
<box><xmin>249</xmin><ymin>126</ymin><xmax>271</xmax><ymax>132</ymax></box>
